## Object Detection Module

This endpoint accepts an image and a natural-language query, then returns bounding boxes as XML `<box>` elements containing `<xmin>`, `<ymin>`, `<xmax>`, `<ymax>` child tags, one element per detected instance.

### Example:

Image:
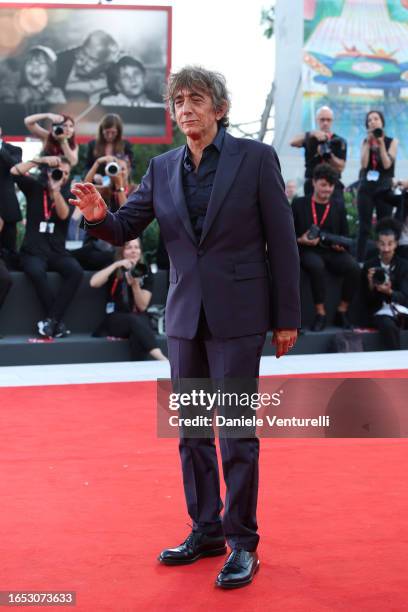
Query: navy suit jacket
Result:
<box><xmin>87</xmin><ymin>132</ymin><xmax>301</xmax><ymax>339</ymax></box>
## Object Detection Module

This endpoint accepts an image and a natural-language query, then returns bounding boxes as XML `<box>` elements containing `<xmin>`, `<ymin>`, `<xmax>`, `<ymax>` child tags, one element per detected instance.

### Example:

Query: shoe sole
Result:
<box><xmin>158</xmin><ymin>545</ymin><xmax>227</xmax><ymax>566</ymax></box>
<box><xmin>215</xmin><ymin>559</ymin><xmax>260</xmax><ymax>589</ymax></box>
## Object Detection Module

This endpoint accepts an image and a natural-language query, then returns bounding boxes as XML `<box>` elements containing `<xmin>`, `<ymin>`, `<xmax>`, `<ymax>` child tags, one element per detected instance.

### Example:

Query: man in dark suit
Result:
<box><xmin>70</xmin><ymin>66</ymin><xmax>300</xmax><ymax>589</ymax></box>
<box><xmin>0</xmin><ymin>126</ymin><xmax>22</xmax><ymax>259</ymax></box>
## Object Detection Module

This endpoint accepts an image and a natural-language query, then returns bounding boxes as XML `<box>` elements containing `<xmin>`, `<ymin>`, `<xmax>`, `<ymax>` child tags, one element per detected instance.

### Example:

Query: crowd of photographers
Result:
<box><xmin>1</xmin><ymin>106</ymin><xmax>408</xmax><ymax>354</ymax></box>
<box><xmin>289</xmin><ymin>105</ymin><xmax>408</xmax><ymax>350</ymax></box>
<box><xmin>0</xmin><ymin>112</ymin><xmax>167</xmax><ymax>360</ymax></box>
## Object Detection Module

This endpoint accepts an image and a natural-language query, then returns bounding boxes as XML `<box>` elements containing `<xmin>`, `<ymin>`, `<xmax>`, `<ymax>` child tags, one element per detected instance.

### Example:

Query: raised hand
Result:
<box><xmin>69</xmin><ymin>182</ymin><xmax>108</xmax><ymax>223</ymax></box>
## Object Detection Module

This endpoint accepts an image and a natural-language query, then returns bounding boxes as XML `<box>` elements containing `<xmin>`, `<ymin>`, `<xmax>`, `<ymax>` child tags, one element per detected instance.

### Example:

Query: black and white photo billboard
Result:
<box><xmin>0</xmin><ymin>3</ymin><xmax>172</xmax><ymax>142</ymax></box>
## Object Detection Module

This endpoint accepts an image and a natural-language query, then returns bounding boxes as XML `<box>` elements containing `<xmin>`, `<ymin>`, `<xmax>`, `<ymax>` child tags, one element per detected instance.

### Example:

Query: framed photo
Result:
<box><xmin>0</xmin><ymin>3</ymin><xmax>172</xmax><ymax>143</ymax></box>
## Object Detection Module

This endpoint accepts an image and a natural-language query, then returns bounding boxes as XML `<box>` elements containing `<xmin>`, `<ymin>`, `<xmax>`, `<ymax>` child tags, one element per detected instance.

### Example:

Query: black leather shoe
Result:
<box><xmin>215</xmin><ymin>549</ymin><xmax>259</xmax><ymax>589</ymax></box>
<box><xmin>334</xmin><ymin>310</ymin><xmax>353</xmax><ymax>330</ymax></box>
<box><xmin>158</xmin><ymin>531</ymin><xmax>226</xmax><ymax>565</ymax></box>
<box><xmin>310</xmin><ymin>314</ymin><xmax>326</xmax><ymax>332</ymax></box>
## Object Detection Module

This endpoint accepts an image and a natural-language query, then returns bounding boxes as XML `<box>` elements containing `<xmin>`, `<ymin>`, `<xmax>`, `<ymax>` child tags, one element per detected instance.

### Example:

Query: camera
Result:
<box><xmin>307</xmin><ymin>224</ymin><xmax>352</xmax><ymax>249</ymax></box>
<box><xmin>50</xmin><ymin>168</ymin><xmax>63</xmax><ymax>181</ymax></box>
<box><xmin>122</xmin><ymin>262</ymin><xmax>148</xmax><ymax>278</ymax></box>
<box><xmin>373</xmin><ymin>127</ymin><xmax>384</xmax><ymax>139</ymax></box>
<box><xmin>52</xmin><ymin>123</ymin><xmax>65</xmax><ymax>137</ymax></box>
<box><xmin>372</xmin><ymin>267</ymin><xmax>387</xmax><ymax>286</ymax></box>
<box><xmin>105</xmin><ymin>161</ymin><xmax>120</xmax><ymax>176</ymax></box>
<box><xmin>319</xmin><ymin>140</ymin><xmax>332</xmax><ymax>160</ymax></box>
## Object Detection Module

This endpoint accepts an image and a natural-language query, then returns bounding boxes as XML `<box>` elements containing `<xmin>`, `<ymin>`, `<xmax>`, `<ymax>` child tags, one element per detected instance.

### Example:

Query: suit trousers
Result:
<box><xmin>167</xmin><ymin>306</ymin><xmax>266</xmax><ymax>552</ymax></box>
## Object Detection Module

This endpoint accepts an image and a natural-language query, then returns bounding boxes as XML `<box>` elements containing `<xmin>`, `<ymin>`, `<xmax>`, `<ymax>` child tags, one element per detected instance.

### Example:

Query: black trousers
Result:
<box><xmin>0</xmin><ymin>258</ymin><xmax>12</xmax><ymax>309</ymax></box>
<box><xmin>105</xmin><ymin>311</ymin><xmax>158</xmax><ymax>359</ymax></box>
<box><xmin>21</xmin><ymin>252</ymin><xmax>83</xmax><ymax>321</ymax></box>
<box><xmin>167</xmin><ymin>307</ymin><xmax>266</xmax><ymax>552</ymax></box>
<box><xmin>299</xmin><ymin>246</ymin><xmax>360</xmax><ymax>304</ymax></box>
<box><xmin>373</xmin><ymin>315</ymin><xmax>404</xmax><ymax>350</ymax></box>
<box><xmin>357</xmin><ymin>188</ymin><xmax>394</xmax><ymax>262</ymax></box>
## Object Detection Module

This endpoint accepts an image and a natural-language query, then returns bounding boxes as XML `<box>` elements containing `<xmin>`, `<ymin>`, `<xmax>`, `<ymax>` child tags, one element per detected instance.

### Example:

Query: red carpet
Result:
<box><xmin>1</xmin><ymin>380</ymin><xmax>408</xmax><ymax>611</ymax></box>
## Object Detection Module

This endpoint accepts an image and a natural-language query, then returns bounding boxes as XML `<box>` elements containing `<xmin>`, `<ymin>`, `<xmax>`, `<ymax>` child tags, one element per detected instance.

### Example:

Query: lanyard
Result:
<box><xmin>110</xmin><ymin>276</ymin><xmax>119</xmax><ymax>297</ymax></box>
<box><xmin>311</xmin><ymin>196</ymin><xmax>331</xmax><ymax>227</ymax></box>
<box><xmin>370</xmin><ymin>150</ymin><xmax>378</xmax><ymax>170</ymax></box>
<box><xmin>43</xmin><ymin>189</ymin><xmax>55</xmax><ymax>221</ymax></box>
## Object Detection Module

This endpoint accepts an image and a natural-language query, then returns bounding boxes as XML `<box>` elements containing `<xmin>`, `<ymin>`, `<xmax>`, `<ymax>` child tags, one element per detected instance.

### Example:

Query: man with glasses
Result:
<box><xmin>56</xmin><ymin>30</ymin><xmax>119</xmax><ymax>102</ymax></box>
<box><xmin>290</xmin><ymin>105</ymin><xmax>347</xmax><ymax>205</ymax></box>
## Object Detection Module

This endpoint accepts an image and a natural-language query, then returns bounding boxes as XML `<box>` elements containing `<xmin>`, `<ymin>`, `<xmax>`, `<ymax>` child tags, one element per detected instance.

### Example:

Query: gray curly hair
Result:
<box><xmin>165</xmin><ymin>65</ymin><xmax>231</xmax><ymax>128</ymax></box>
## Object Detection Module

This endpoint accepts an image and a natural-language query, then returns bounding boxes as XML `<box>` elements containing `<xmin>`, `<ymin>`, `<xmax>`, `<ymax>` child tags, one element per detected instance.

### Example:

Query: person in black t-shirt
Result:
<box><xmin>290</xmin><ymin>105</ymin><xmax>347</xmax><ymax>205</ymax></box>
<box><xmin>90</xmin><ymin>238</ymin><xmax>167</xmax><ymax>361</ymax></box>
<box><xmin>292</xmin><ymin>163</ymin><xmax>360</xmax><ymax>331</ymax></box>
<box><xmin>0</xmin><ymin>229</ymin><xmax>12</xmax><ymax>338</ymax></box>
<box><xmin>10</xmin><ymin>155</ymin><xmax>83</xmax><ymax>338</ymax></box>
<box><xmin>357</xmin><ymin>110</ymin><xmax>399</xmax><ymax>264</ymax></box>
<box><xmin>363</xmin><ymin>218</ymin><xmax>408</xmax><ymax>350</ymax></box>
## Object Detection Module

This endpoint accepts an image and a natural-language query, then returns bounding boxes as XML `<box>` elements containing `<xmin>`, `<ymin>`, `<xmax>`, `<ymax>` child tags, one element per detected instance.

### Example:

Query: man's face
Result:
<box><xmin>75</xmin><ymin>45</ymin><xmax>104</xmax><ymax>78</ymax></box>
<box><xmin>377</xmin><ymin>233</ymin><xmax>397</xmax><ymax>263</ymax></box>
<box><xmin>174</xmin><ymin>88</ymin><xmax>225</xmax><ymax>141</ymax></box>
<box><xmin>117</xmin><ymin>65</ymin><xmax>145</xmax><ymax>98</ymax></box>
<box><xmin>313</xmin><ymin>178</ymin><xmax>335</xmax><ymax>202</ymax></box>
<box><xmin>285</xmin><ymin>180</ymin><xmax>297</xmax><ymax>199</ymax></box>
<box><xmin>316</xmin><ymin>110</ymin><xmax>334</xmax><ymax>133</ymax></box>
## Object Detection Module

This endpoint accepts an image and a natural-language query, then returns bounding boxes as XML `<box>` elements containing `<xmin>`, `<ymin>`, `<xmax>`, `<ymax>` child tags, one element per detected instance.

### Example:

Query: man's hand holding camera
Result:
<box><xmin>367</xmin><ymin>267</ymin><xmax>393</xmax><ymax>295</ymax></box>
<box><xmin>297</xmin><ymin>230</ymin><xmax>320</xmax><ymax>247</ymax></box>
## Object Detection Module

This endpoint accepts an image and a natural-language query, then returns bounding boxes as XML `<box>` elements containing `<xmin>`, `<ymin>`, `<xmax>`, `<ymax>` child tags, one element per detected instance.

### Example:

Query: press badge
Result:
<box><xmin>39</xmin><ymin>221</ymin><xmax>47</xmax><ymax>233</ymax></box>
<box><xmin>367</xmin><ymin>170</ymin><xmax>380</xmax><ymax>182</ymax></box>
<box><xmin>106</xmin><ymin>302</ymin><xmax>115</xmax><ymax>314</ymax></box>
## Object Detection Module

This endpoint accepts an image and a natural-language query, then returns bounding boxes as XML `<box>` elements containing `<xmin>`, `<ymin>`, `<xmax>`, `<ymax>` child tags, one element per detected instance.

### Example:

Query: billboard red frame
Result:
<box><xmin>0</xmin><ymin>3</ymin><xmax>172</xmax><ymax>143</ymax></box>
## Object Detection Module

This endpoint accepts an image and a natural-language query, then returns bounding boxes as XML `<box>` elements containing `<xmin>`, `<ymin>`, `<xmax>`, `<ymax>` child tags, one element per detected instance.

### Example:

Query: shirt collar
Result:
<box><xmin>183</xmin><ymin>126</ymin><xmax>226</xmax><ymax>170</ymax></box>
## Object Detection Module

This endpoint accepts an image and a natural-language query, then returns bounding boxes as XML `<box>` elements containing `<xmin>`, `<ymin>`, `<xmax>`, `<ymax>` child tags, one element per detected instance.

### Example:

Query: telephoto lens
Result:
<box><xmin>50</xmin><ymin>168</ymin><xmax>63</xmax><ymax>181</ymax></box>
<box><xmin>105</xmin><ymin>161</ymin><xmax>120</xmax><ymax>176</ymax></box>
<box><xmin>52</xmin><ymin>124</ymin><xmax>64</xmax><ymax>136</ymax></box>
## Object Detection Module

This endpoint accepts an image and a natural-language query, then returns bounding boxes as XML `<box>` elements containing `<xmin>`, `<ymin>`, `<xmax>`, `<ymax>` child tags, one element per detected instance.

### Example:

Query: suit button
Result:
<box><xmin>198</xmin><ymin>249</ymin><xmax>204</xmax><ymax>257</ymax></box>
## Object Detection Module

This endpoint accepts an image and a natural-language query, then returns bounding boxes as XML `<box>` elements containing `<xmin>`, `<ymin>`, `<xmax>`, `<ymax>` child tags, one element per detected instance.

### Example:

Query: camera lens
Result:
<box><xmin>53</xmin><ymin>124</ymin><xmax>64</xmax><ymax>136</ymax></box>
<box><xmin>373</xmin><ymin>128</ymin><xmax>383</xmax><ymax>138</ymax></box>
<box><xmin>51</xmin><ymin>168</ymin><xmax>63</xmax><ymax>181</ymax></box>
<box><xmin>105</xmin><ymin>162</ymin><xmax>120</xmax><ymax>176</ymax></box>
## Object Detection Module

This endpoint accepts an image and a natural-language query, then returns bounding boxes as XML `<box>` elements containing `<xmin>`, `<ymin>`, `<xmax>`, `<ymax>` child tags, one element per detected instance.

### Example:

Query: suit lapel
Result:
<box><xmin>199</xmin><ymin>133</ymin><xmax>245</xmax><ymax>245</ymax></box>
<box><xmin>166</xmin><ymin>147</ymin><xmax>197</xmax><ymax>245</ymax></box>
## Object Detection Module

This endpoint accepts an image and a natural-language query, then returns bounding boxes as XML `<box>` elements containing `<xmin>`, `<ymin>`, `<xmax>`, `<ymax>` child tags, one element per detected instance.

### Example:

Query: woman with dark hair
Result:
<box><xmin>24</xmin><ymin>111</ymin><xmax>78</xmax><ymax>167</ymax></box>
<box><xmin>356</xmin><ymin>110</ymin><xmax>398</xmax><ymax>264</ymax></box>
<box><xmin>18</xmin><ymin>46</ymin><xmax>66</xmax><ymax>105</ymax></box>
<box><xmin>85</xmin><ymin>113</ymin><xmax>135</xmax><ymax>176</ymax></box>
<box><xmin>90</xmin><ymin>238</ymin><xmax>167</xmax><ymax>361</ymax></box>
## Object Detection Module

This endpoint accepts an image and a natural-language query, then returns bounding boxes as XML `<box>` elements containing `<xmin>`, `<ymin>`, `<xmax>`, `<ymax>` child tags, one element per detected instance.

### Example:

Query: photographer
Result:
<box><xmin>0</xmin><ymin>225</ymin><xmax>12</xmax><ymax>339</ymax></box>
<box><xmin>292</xmin><ymin>163</ymin><xmax>360</xmax><ymax>331</ymax></box>
<box><xmin>363</xmin><ymin>218</ymin><xmax>408</xmax><ymax>350</ymax></box>
<box><xmin>24</xmin><ymin>113</ymin><xmax>78</xmax><ymax>168</ymax></box>
<box><xmin>71</xmin><ymin>156</ymin><xmax>137</xmax><ymax>270</ymax></box>
<box><xmin>90</xmin><ymin>238</ymin><xmax>167</xmax><ymax>361</ymax></box>
<box><xmin>357</xmin><ymin>110</ymin><xmax>398</xmax><ymax>264</ymax></box>
<box><xmin>10</xmin><ymin>156</ymin><xmax>83</xmax><ymax>338</ymax></box>
<box><xmin>0</xmin><ymin>126</ymin><xmax>22</xmax><ymax>259</ymax></box>
<box><xmin>85</xmin><ymin>114</ymin><xmax>134</xmax><ymax>175</ymax></box>
<box><xmin>290</xmin><ymin>106</ymin><xmax>347</xmax><ymax>204</ymax></box>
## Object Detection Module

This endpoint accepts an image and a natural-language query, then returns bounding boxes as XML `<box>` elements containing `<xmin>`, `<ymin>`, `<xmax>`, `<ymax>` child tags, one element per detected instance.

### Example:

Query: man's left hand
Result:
<box><xmin>272</xmin><ymin>328</ymin><xmax>298</xmax><ymax>358</ymax></box>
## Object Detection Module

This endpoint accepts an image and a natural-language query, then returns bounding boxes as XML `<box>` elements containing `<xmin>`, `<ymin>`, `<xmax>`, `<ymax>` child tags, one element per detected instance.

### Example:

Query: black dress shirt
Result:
<box><xmin>182</xmin><ymin>127</ymin><xmax>225</xmax><ymax>241</ymax></box>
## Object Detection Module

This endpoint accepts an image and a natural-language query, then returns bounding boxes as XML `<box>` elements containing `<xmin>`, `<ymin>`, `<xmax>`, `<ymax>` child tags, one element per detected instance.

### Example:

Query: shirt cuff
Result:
<box><xmin>84</xmin><ymin>214</ymin><xmax>108</xmax><ymax>227</ymax></box>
